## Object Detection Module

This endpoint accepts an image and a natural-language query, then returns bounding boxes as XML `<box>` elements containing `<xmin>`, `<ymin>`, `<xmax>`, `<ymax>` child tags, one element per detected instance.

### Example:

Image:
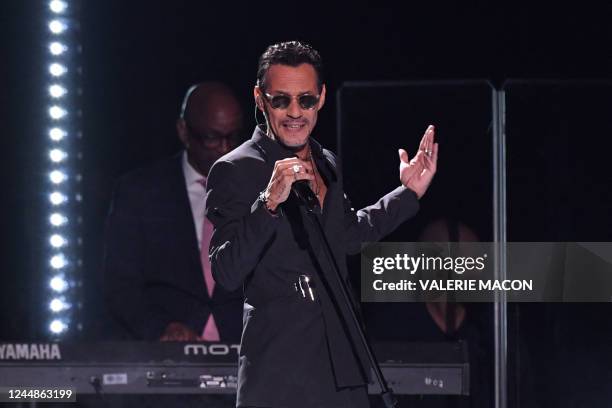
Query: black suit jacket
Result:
<box><xmin>104</xmin><ymin>154</ymin><xmax>242</xmax><ymax>341</ymax></box>
<box><xmin>206</xmin><ymin>127</ymin><xmax>420</xmax><ymax>407</ymax></box>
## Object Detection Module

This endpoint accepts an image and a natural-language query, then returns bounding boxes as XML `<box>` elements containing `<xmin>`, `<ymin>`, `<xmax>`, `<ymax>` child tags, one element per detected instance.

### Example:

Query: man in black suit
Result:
<box><xmin>206</xmin><ymin>42</ymin><xmax>439</xmax><ymax>407</ymax></box>
<box><xmin>104</xmin><ymin>82</ymin><xmax>244</xmax><ymax>342</ymax></box>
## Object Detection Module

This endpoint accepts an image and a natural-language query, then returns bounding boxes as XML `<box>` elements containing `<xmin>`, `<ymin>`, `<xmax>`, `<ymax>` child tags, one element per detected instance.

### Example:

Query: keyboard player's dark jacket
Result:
<box><xmin>103</xmin><ymin>154</ymin><xmax>243</xmax><ymax>342</ymax></box>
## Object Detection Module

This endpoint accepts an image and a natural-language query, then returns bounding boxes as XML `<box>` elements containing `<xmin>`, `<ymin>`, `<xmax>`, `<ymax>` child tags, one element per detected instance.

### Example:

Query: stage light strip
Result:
<box><xmin>45</xmin><ymin>0</ymin><xmax>81</xmax><ymax>338</ymax></box>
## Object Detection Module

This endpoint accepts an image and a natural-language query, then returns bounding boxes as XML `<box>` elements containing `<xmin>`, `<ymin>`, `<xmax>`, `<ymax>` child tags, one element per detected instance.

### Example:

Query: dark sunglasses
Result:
<box><xmin>263</xmin><ymin>93</ymin><xmax>320</xmax><ymax>110</ymax></box>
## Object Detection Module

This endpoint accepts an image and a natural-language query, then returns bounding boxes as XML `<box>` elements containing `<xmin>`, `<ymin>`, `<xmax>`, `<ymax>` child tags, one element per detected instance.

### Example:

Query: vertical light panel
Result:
<box><xmin>44</xmin><ymin>0</ymin><xmax>82</xmax><ymax>339</ymax></box>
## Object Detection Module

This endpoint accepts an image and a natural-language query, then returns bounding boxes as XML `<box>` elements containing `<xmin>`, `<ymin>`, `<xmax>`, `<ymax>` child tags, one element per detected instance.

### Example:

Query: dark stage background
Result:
<box><xmin>1</xmin><ymin>1</ymin><xmax>612</xmax><ymax>407</ymax></box>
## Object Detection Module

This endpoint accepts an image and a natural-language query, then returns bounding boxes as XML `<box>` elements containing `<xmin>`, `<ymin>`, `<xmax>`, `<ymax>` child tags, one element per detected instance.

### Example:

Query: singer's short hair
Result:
<box><xmin>256</xmin><ymin>41</ymin><xmax>323</xmax><ymax>92</ymax></box>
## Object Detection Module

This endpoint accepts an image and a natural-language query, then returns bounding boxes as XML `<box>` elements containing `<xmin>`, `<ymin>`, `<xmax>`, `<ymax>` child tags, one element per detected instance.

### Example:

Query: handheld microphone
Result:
<box><xmin>292</xmin><ymin>180</ymin><xmax>320</xmax><ymax>213</ymax></box>
<box><xmin>290</xmin><ymin>152</ymin><xmax>320</xmax><ymax>213</ymax></box>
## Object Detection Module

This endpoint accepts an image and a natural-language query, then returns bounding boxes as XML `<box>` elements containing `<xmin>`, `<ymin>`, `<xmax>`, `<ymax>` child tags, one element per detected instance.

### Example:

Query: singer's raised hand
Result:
<box><xmin>398</xmin><ymin>125</ymin><xmax>438</xmax><ymax>199</ymax></box>
<box><xmin>263</xmin><ymin>158</ymin><xmax>314</xmax><ymax>212</ymax></box>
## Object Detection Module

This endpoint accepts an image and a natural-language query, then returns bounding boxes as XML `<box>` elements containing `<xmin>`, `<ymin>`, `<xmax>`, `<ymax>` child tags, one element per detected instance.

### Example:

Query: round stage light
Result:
<box><xmin>49</xmin><ymin>298</ymin><xmax>70</xmax><ymax>312</ymax></box>
<box><xmin>49</xmin><ymin>20</ymin><xmax>67</xmax><ymax>34</ymax></box>
<box><xmin>50</xmin><ymin>254</ymin><xmax>67</xmax><ymax>269</ymax></box>
<box><xmin>49</xmin><ymin>192</ymin><xmax>67</xmax><ymax>205</ymax></box>
<box><xmin>49</xmin><ymin>1</ymin><xmax>67</xmax><ymax>14</ymax></box>
<box><xmin>50</xmin><ymin>234</ymin><xmax>66</xmax><ymax>248</ymax></box>
<box><xmin>49</xmin><ymin>148</ymin><xmax>67</xmax><ymax>162</ymax></box>
<box><xmin>49</xmin><ymin>170</ymin><xmax>67</xmax><ymax>184</ymax></box>
<box><xmin>49</xmin><ymin>42</ymin><xmax>67</xmax><ymax>55</ymax></box>
<box><xmin>50</xmin><ymin>213</ymin><xmax>68</xmax><ymax>226</ymax></box>
<box><xmin>50</xmin><ymin>275</ymin><xmax>68</xmax><ymax>292</ymax></box>
<box><xmin>49</xmin><ymin>63</ymin><xmax>67</xmax><ymax>77</ymax></box>
<box><xmin>49</xmin><ymin>106</ymin><xmax>67</xmax><ymax>120</ymax></box>
<box><xmin>49</xmin><ymin>84</ymin><xmax>67</xmax><ymax>98</ymax></box>
<box><xmin>49</xmin><ymin>127</ymin><xmax>66</xmax><ymax>141</ymax></box>
<box><xmin>49</xmin><ymin>319</ymin><xmax>67</xmax><ymax>334</ymax></box>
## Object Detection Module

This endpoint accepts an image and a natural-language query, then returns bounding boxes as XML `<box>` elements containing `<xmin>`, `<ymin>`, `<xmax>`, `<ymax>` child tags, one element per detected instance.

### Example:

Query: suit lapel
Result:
<box><xmin>167</xmin><ymin>155</ymin><xmax>209</xmax><ymax>298</ymax></box>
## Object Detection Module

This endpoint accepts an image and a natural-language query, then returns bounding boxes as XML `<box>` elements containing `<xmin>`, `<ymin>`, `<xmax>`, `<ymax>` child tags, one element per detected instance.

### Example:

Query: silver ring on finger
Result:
<box><xmin>292</xmin><ymin>164</ymin><xmax>301</xmax><ymax>174</ymax></box>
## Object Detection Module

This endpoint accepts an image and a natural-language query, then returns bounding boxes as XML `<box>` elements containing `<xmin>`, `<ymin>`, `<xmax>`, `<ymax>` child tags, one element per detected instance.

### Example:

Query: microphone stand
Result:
<box><xmin>292</xmin><ymin>182</ymin><xmax>399</xmax><ymax>408</ymax></box>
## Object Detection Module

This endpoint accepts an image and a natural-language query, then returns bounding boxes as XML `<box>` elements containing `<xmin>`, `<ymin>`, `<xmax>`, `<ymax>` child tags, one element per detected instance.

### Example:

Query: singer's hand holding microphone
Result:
<box><xmin>263</xmin><ymin>158</ymin><xmax>314</xmax><ymax>212</ymax></box>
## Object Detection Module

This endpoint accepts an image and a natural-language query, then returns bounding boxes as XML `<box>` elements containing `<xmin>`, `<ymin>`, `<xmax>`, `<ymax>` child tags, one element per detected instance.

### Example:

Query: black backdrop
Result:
<box><xmin>1</xmin><ymin>2</ymin><xmax>612</xmax><ymax>407</ymax></box>
<box><xmin>1</xmin><ymin>0</ymin><xmax>612</xmax><ymax>392</ymax></box>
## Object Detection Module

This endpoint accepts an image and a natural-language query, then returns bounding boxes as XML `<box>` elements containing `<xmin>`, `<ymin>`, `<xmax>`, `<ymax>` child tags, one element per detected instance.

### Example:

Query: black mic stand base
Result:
<box><xmin>381</xmin><ymin>390</ymin><xmax>400</xmax><ymax>408</ymax></box>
